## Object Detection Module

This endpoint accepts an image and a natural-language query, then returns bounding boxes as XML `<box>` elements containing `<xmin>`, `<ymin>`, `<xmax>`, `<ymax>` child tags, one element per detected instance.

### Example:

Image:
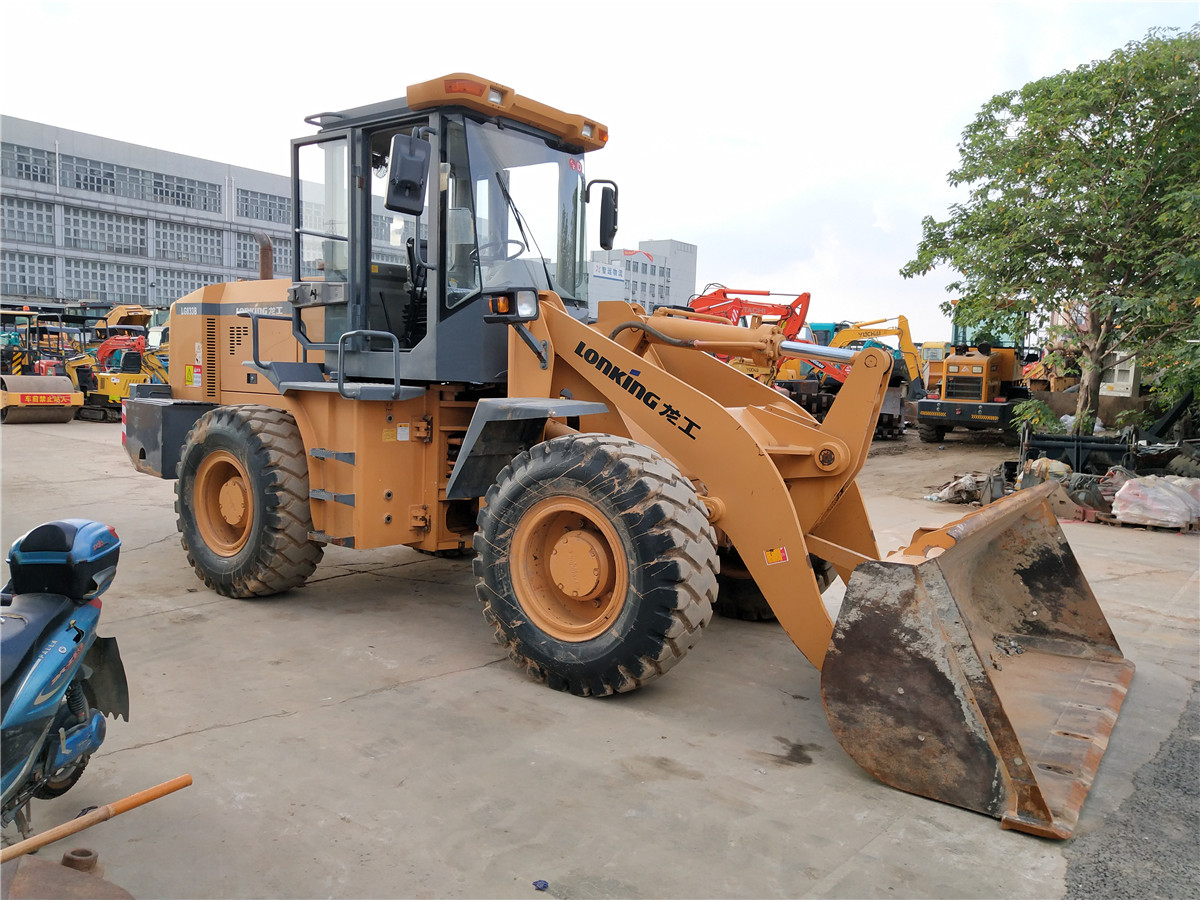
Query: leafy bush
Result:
<box><xmin>1013</xmin><ymin>399</ymin><xmax>1065</xmax><ymax>433</ymax></box>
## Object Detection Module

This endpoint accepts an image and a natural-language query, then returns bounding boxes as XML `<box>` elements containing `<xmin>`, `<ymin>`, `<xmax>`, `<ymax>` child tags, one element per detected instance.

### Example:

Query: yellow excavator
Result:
<box><xmin>121</xmin><ymin>74</ymin><xmax>1132</xmax><ymax>838</ymax></box>
<box><xmin>776</xmin><ymin>315</ymin><xmax>923</xmax><ymax>438</ymax></box>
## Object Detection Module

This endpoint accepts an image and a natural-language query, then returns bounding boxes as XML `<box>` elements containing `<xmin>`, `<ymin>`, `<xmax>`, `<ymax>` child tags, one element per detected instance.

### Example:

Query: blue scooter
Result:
<box><xmin>1</xmin><ymin>519</ymin><xmax>129</xmax><ymax>841</ymax></box>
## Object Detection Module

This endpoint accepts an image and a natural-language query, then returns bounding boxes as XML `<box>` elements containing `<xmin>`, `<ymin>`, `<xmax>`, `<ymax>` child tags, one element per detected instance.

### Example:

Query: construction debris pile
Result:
<box><xmin>928</xmin><ymin>454</ymin><xmax>1200</xmax><ymax>533</ymax></box>
<box><xmin>1111</xmin><ymin>475</ymin><xmax>1200</xmax><ymax>529</ymax></box>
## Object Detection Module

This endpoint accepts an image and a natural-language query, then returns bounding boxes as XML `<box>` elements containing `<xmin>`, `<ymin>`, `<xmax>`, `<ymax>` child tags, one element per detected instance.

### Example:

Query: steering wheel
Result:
<box><xmin>473</xmin><ymin>239</ymin><xmax>526</xmax><ymax>263</ymax></box>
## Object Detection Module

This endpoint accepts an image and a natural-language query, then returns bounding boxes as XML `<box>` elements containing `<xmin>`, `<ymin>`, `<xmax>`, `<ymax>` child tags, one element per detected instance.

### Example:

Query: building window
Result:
<box><xmin>650</xmin><ymin>265</ymin><xmax>656</xmax><ymax>276</ymax></box>
<box><xmin>7</xmin><ymin>143</ymin><xmax>223</xmax><ymax>211</ymax></box>
<box><xmin>62</xmin><ymin>156</ymin><xmax>117</xmax><ymax>194</ymax></box>
<box><xmin>371</xmin><ymin>213</ymin><xmax>398</xmax><ymax>243</ymax></box>
<box><xmin>237</xmin><ymin>189</ymin><xmax>292</xmax><ymax>224</ymax></box>
<box><xmin>62</xmin><ymin>207</ymin><xmax>147</xmax><ymax>256</ymax></box>
<box><xmin>235</xmin><ymin>233</ymin><xmax>293</xmax><ymax>274</ymax></box>
<box><xmin>155</xmin><ymin>221</ymin><xmax>222</xmax><ymax>265</ymax></box>
<box><xmin>58</xmin><ymin>155</ymin><xmax>149</xmax><ymax>201</ymax></box>
<box><xmin>235</xmin><ymin>232</ymin><xmax>259</xmax><ymax>270</ymax></box>
<box><xmin>1</xmin><ymin>143</ymin><xmax>55</xmax><ymax>184</ymax></box>
<box><xmin>63</xmin><ymin>258</ymin><xmax>147</xmax><ymax>303</ymax></box>
<box><xmin>157</xmin><ymin>268</ymin><xmax>223</xmax><ymax>300</ymax></box>
<box><xmin>272</xmin><ymin>237</ymin><xmax>293</xmax><ymax>275</ymax></box>
<box><xmin>151</xmin><ymin>173</ymin><xmax>221</xmax><ymax>212</ymax></box>
<box><xmin>1</xmin><ymin>251</ymin><xmax>56</xmax><ymax>298</ymax></box>
<box><xmin>641</xmin><ymin>262</ymin><xmax>647</xmax><ymax>274</ymax></box>
<box><xmin>1</xmin><ymin>197</ymin><xmax>55</xmax><ymax>245</ymax></box>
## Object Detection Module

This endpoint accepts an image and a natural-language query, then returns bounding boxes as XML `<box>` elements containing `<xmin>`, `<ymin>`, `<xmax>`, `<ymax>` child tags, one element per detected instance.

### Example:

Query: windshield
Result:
<box><xmin>444</xmin><ymin>117</ymin><xmax>587</xmax><ymax>307</ymax></box>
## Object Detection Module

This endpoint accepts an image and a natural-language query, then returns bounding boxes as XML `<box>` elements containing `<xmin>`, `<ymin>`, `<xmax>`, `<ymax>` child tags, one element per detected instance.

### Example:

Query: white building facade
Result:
<box><xmin>590</xmin><ymin>238</ymin><xmax>698</xmax><ymax>314</ymax></box>
<box><xmin>1</xmin><ymin>116</ymin><xmax>294</xmax><ymax>310</ymax></box>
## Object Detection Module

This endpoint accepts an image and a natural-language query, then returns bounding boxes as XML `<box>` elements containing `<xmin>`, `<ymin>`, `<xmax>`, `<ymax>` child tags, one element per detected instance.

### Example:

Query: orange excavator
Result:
<box><xmin>686</xmin><ymin>288</ymin><xmax>899</xmax><ymax>436</ymax></box>
<box><xmin>687</xmin><ymin>287</ymin><xmax>814</xmax><ymax>381</ymax></box>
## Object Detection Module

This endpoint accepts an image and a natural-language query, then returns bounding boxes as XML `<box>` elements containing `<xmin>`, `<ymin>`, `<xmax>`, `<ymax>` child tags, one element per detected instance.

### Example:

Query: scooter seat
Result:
<box><xmin>0</xmin><ymin>593</ymin><xmax>76</xmax><ymax>689</ymax></box>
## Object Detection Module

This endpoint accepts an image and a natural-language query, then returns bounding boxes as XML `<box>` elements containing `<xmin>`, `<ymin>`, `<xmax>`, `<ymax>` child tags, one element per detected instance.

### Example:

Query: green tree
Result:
<box><xmin>902</xmin><ymin>26</ymin><xmax>1200</xmax><ymax>432</ymax></box>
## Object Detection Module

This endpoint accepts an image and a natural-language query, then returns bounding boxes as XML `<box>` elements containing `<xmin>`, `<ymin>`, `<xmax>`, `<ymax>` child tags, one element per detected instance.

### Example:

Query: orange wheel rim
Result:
<box><xmin>194</xmin><ymin>450</ymin><xmax>253</xmax><ymax>556</ymax></box>
<box><xmin>511</xmin><ymin>496</ymin><xmax>628</xmax><ymax>642</ymax></box>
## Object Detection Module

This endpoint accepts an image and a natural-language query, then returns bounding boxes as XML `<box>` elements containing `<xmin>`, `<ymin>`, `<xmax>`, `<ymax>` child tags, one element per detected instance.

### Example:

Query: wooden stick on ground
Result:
<box><xmin>1</xmin><ymin>775</ymin><xmax>192</xmax><ymax>863</ymax></box>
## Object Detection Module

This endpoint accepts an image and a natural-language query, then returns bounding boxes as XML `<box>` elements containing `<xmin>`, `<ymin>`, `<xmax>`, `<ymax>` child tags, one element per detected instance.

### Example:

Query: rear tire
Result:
<box><xmin>33</xmin><ymin>757</ymin><xmax>88</xmax><ymax>799</ymax></box>
<box><xmin>176</xmin><ymin>405</ymin><xmax>323</xmax><ymax>598</ymax></box>
<box><xmin>918</xmin><ymin>422</ymin><xmax>946</xmax><ymax>443</ymax></box>
<box><xmin>474</xmin><ymin>434</ymin><xmax>717</xmax><ymax>696</ymax></box>
<box><xmin>1167</xmin><ymin>453</ymin><xmax>1200</xmax><ymax>479</ymax></box>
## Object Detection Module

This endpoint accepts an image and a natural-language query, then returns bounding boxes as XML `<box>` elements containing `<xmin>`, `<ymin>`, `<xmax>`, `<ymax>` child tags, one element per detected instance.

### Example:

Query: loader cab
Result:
<box><xmin>288</xmin><ymin>74</ymin><xmax>608</xmax><ymax>387</ymax></box>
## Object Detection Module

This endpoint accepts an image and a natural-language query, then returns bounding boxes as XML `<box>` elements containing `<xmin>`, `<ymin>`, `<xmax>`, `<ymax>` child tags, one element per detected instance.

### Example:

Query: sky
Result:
<box><xmin>2</xmin><ymin>0</ymin><xmax>1197</xmax><ymax>341</ymax></box>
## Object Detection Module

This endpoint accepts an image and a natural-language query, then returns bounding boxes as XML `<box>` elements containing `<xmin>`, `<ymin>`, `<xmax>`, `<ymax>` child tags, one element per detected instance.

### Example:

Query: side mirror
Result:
<box><xmin>385</xmin><ymin>133</ymin><xmax>431</xmax><ymax>216</ymax></box>
<box><xmin>586</xmin><ymin>179</ymin><xmax>619</xmax><ymax>251</ymax></box>
<box><xmin>599</xmin><ymin>186</ymin><xmax>618</xmax><ymax>251</ymax></box>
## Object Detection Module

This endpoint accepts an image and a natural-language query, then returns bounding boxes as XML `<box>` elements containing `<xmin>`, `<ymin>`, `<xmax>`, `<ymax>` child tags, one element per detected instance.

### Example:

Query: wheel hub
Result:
<box><xmin>218</xmin><ymin>478</ymin><xmax>247</xmax><ymax>527</ymax></box>
<box><xmin>194</xmin><ymin>450</ymin><xmax>253</xmax><ymax>556</ymax></box>
<box><xmin>549</xmin><ymin>530</ymin><xmax>611</xmax><ymax>601</ymax></box>
<box><xmin>511</xmin><ymin>497</ymin><xmax>628</xmax><ymax>641</ymax></box>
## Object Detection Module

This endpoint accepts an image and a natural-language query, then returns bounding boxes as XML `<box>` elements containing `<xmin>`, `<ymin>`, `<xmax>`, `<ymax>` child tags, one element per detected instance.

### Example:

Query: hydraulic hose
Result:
<box><xmin>608</xmin><ymin>320</ymin><xmax>699</xmax><ymax>348</ymax></box>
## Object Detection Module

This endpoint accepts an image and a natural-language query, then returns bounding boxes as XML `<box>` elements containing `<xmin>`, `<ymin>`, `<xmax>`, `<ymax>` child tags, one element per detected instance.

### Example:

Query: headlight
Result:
<box><xmin>484</xmin><ymin>289</ymin><xmax>540</xmax><ymax>324</ymax></box>
<box><xmin>514</xmin><ymin>290</ymin><xmax>538</xmax><ymax>318</ymax></box>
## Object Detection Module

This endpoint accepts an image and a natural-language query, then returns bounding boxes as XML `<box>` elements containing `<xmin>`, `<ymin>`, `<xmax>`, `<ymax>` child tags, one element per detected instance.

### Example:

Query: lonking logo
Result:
<box><xmin>572</xmin><ymin>340</ymin><xmax>702</xmax><ymax>439</ymax></box>
<box><xmin>573</xmin><ymin>340</ymin><xmax>661</xmax><ymax>409</ymax></box>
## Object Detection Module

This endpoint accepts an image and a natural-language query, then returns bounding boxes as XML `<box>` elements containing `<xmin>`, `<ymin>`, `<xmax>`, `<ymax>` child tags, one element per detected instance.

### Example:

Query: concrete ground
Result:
<box><xmin>1</xmin><ymin>422</ymin><xmax>1197</xmax><ymax>899</ymax></box>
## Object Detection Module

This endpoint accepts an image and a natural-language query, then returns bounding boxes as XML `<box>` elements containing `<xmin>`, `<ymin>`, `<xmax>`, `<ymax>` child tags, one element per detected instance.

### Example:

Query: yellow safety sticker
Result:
<box><xmin>383</xmin><ymin>425</ymin><xmax>410</xmax><ymax>442</ymax></box>
<box><xmin>764</xmin><ymin>546</ymin><xmax>789</xmax><ymax>566</ymax></box>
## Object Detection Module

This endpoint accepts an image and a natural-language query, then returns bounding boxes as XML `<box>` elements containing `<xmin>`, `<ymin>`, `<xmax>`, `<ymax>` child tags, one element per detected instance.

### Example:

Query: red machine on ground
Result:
<box><xmin>687</xmin><ymin>287</ymin><xmax>902</xmax><ymax>438</ymax></box>
<box><xmin>688</xmin><ymin>287</ymin><xmax>816</xmax><ymax>380</ymax></box>
<box><xmin>688</xmin><ymin>286</ymin><xmax>812</xmax><ymax>340</ymax></box>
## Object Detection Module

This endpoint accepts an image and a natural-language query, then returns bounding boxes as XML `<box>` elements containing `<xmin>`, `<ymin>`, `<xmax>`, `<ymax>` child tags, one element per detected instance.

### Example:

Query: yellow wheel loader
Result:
<box><xmin>122</xmin><ymin>74</ymin><xmax>1132</xmax><ymax>839</ymax></box>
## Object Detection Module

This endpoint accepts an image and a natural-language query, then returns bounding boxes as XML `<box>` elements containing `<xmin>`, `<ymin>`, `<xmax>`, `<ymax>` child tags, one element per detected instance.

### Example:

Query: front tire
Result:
<box><xmin>918</xmin><ymin>422</ymin><xmax>946</xmax><ymax>443</ymax></box>
<box><xmin>474</xmin><ymin>435</ymin><xmax>717</xmax><ymax>697</ymax></box>
<box><xmin>176</xmin><ymin>406</ymin><xmax>323</xmax><ymax>598</ymax></box>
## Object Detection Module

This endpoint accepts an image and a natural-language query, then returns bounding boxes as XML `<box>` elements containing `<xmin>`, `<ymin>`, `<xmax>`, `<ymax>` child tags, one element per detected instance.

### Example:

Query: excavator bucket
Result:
<box><xmin>821</xmin><ymin>482</ymin><xmax>1133</xmax><ymax>838</ymax></box>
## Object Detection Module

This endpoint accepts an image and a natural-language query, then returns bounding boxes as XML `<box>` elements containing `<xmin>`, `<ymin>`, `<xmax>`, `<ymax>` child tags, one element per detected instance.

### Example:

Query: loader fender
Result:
<box><xmin>821</xmin><ymin>482</ymin><xmax>1134</xmax><ymax>839</ymax></box>
<box><xmin>445</xmin><ymin>397</ymin><xmax>608</xmax><ymax>500</ymax></box>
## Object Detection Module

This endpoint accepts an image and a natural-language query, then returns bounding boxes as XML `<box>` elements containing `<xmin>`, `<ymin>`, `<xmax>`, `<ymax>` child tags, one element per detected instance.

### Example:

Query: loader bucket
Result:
<box><xmin>821</xmin><ymin>482</ymin><xmax>1133</xmax><ymax>838</ymax></box>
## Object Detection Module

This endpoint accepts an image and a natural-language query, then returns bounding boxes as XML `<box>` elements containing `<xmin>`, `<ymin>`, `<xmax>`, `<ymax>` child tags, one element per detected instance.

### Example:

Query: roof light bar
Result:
<box><xmin>406</xmin><ymin>73</ymin><xmax>608</xmax><ymax>152</ymax></box>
